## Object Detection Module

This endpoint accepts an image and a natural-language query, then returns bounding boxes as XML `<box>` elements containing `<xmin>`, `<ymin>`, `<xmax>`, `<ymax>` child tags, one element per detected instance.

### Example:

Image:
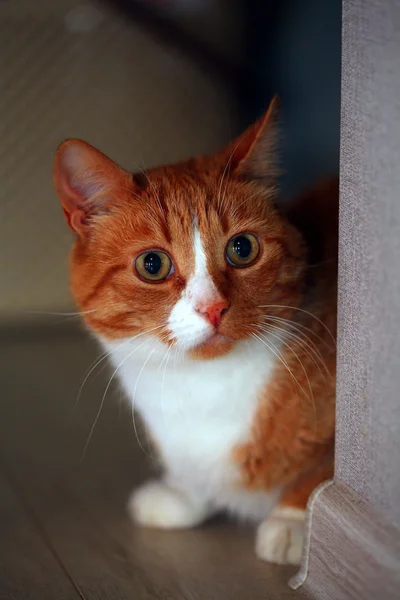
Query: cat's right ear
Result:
<box><xmin>53</xmin><ymin>139</ymin><xmax>132</xmax><ymax>236</ymax></box>
<box><xmin>217</xmin><ymin>95</ymin><xmax>281</xmax><ymax>182</ymax></box>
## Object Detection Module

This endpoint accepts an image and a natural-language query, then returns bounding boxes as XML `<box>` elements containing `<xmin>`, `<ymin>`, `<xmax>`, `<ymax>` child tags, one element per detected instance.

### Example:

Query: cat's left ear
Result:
<box><xmin>220</xmin><ymin>94</ymin><xmax>281</xmax><ymax>181</ymax></box>
<box><xmin>53</xmin><ymin>139</ymin><xmax>132</xmax><ymax>236</ymax></box>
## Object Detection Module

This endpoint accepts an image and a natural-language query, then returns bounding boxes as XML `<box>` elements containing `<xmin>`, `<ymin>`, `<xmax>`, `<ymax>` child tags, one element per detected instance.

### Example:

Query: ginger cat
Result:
<box><xmin>54</xmin><ymin>97</ymin><xmax>337</xmax><ymax>565</ymax></box>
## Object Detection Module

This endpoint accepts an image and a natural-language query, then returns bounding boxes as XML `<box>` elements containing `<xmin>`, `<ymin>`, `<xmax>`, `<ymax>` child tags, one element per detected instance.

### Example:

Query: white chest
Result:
<box><xmin>105</xmin><ymin>337</ymin><xmax>280</xmax><ymax>519</ymax></box>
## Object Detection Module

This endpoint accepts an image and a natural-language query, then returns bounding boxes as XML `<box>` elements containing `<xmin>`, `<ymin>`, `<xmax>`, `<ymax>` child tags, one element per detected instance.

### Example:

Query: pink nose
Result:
<box><xmin>195</xmin><ymin>299</ymin><xmax>229</xmax><ymax>328</ymax></box>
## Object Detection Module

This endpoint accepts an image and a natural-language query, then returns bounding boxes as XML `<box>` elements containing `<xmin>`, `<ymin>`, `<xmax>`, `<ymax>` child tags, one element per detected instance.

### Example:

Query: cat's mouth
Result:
<box><xmin>186</xmin><ymin>331</ymin><xmax>234</xmax><ymax>360</ymax></box>
<box><xmin>193</xmin><ymin>331</ymin><xmax>232</xmax><ymax>350</ymax></box>
<box><xmin>208</xmin><ymin>332</ymin><xmax>230</xmax><ymax>344</ymax></box>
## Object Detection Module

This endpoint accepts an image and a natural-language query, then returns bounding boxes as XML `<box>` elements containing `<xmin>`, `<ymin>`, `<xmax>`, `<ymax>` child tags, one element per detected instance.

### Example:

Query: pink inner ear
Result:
<box><xmin>62</xmin><ymin>207</ymin><xmax>88</xmax><ymax>231</ymax></box>
<box><xmin>54</xmin><ymin>140</ymin><xmax>108</xmax><ymax>234</ymax></box>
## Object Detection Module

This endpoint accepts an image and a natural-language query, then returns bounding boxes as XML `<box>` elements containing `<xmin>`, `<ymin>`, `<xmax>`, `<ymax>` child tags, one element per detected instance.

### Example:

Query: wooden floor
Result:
<box><xmin>0</xmin><ymin>323</ymin><xmax>300</xmax><ymax>599</ymax></box>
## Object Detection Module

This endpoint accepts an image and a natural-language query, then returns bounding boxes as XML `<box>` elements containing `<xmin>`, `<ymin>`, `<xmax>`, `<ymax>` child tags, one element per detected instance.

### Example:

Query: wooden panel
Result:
<box><xmin>291</xmin><ymin>481</ymin><xmax>400</xmax><ymax>600</ymax></box>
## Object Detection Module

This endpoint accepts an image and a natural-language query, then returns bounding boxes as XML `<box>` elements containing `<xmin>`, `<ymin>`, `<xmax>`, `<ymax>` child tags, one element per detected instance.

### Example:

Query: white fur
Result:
<box><xmin>128</xmin><ymin>479</ymin><xmax>212</xmax><ymax>528</ymax></box>
<box><xmin>100</xmin><ymin>228</ymin><xmax>289</xmax><ymax>558</ymax></box>
<box><xmin>256</xmin><ymin>507</ymin><xmax>305</xmax><ymax>565</ymax></box>
<box><xmin>106</xmin><ymin>334</ymin><xmax>280</xmax><ymax>522</ymax></box>
<box><xmin>168</xmin><ymin>228</ymin><xmax>224</xmax><ymax>350</ymax></box>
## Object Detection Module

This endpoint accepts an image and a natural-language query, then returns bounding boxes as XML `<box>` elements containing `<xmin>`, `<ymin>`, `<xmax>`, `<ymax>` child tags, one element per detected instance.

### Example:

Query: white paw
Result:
<box><xmin>256</xmin><ymin>507</ymin><xmax>305</xmax><ymax>566</ymax></box>
<box><xmin>127</xmin><ymin>480</ymin><xmax>210</xmax><ymax>529</ymax></box>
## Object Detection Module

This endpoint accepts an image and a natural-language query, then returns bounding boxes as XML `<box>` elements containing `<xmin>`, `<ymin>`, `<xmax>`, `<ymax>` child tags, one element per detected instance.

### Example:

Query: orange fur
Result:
<box><xmin>54</xmin><ymin>96</ymin><xmax>337</xmax><ymax>515</ymax></box>
<box><xmin>233</xmin><ymin>179</ymin><xmax>337</xmax><ymax>507</ymax></box>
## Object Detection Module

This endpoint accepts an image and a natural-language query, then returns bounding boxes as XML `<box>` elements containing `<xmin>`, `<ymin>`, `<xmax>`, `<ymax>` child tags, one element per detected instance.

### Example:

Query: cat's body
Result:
<box><xmin>105</xmin><ymin>335</ymin><xmax>281</xmax><ymax>521</ymax></box>
<box><xmin>54</xmin><ymin>97</ymin><xmax>337</xmax><ymax>566</ymax></box>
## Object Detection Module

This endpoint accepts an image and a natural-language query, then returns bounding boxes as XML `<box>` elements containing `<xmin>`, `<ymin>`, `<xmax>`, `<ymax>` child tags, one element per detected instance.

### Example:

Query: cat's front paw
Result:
<box><xmin>128</xmin><ymin>480</ymin><xmax>210</xmax><ymax>529</ymax></box>
<box><xmin>256</xmin><ymin>507</ymin><xmax>305</xmax><ymax>566</ymax></box>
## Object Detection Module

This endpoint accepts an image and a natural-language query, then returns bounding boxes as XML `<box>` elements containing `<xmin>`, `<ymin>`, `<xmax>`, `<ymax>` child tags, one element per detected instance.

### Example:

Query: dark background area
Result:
<box><xmin>105</xmin><ymin>0</ymin><xmax>342</xmax><ymax>197</ymax></box>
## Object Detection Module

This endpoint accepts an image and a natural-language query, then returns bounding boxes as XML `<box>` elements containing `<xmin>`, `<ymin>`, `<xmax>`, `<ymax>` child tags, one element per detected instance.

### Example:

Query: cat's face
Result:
<box><xmin>54</xmin><ymin>97</ymin><xmax>306</xmax><ymax>359</ymax></box>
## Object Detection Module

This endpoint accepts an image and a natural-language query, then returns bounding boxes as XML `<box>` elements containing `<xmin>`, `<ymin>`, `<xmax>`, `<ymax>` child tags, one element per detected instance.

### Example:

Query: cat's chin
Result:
<box><xmin>187</xmin><ymin>332</ymin><xmax>234</xmax><ymax>361</ymax></box>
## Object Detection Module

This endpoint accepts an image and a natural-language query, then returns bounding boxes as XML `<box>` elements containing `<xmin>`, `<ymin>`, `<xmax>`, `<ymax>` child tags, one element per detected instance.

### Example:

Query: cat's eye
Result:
<box><xmin>135</xmin><ymin>250</ymin><xmax>173</xmax><ymax>282</ymax></box>
<box><xmin>225</xmin><ymin>233</ymin><xmax>260</xmax><ymax>267</ymax></box>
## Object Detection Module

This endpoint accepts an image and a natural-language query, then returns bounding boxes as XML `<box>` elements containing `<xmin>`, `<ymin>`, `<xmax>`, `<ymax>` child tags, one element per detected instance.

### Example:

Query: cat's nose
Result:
<box><xmin>195</xmin><ymin>299</ymin><xmax>229</xmax><ymax>328</ymax></box>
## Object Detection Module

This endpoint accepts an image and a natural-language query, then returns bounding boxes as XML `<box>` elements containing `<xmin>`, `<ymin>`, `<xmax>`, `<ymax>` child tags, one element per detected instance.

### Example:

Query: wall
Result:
<box><xmin>0</xmin><ymin>0</ymin><xmax>235</xmax><ymax>320</ymax></box>
<box><xmin>336</xmin><ymin>0</ymin><xmax>400</xmax><ymax>527</ymax></box>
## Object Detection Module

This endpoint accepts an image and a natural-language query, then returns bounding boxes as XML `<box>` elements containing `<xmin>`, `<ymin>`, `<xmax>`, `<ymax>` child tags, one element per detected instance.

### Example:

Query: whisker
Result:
<box><xmin>131</xmin><ymin>349</ymin><xmax>156</xmax><ymax>457</ymax></box>
<box><xmin>251</xmin><ymin>332</ymin><xmax>303</xmax><ymax>409</ymax></box>
<box><xmin>251</xmin><ymin>332</ymin><xmax>291</xmax><ymax>377</ymax></box>
<box><xmin>217</xmin><ymin>137</ymin><xmax>244</xmax><ymax>216</ymax></box>
<box><xmin>157</xmin><ymin>337</ymin><xmax>172</xmax><ymax>372</ymax></box>
<box><xmin>129</xmin><ymin>189</ymin><xmax>161</xmax><ymax>226</ymax></box>
<box><xmin>251</xmin><ymin>332</ymin><xmax>310</xmax><ymax>402</ymax></box>
<box><xmin>264</xmin><ymin>324</ymin><xmax>328</xmax><ymax>382</ymax></box>
<box><xmin>258</xmin><ymin>319</ymin><xmax>331</xmax><ymax>379</ymax></box>
<box><xmin>256</xmin><ymin>325</ymin><xmax>317</xmax><ymax>428</ymax></box>
<box><xmin>263</xmin><ymin>314</ymin><xmax>334</xmax><ymax>352</ymax></box>
<box><xmin>258</xmin><ymin>304</ymin><xmax>336</xmax><ymax>346</ymax></box>
<box><xmin>230</xmin><ymin>188</ymin><xmax>266</xmax><ymax>217</ymax></box>
<box><xmin>75</xmin><ymin>323</ymin><xmax>166</xmax><ymax>410</ymax></box>
<box><xmin>171</xmin><ymin>339</ymin><xmax>189</xmax><ymax>428</ymax></box>
<box><xmin>159</xmin><ymin>343</ymin><xmax>172</xmax><ymax>439</ymax></box>
<box><xmin>81</xmin><ymin>332</ymin><xmax>160</xmax><ymax>458</ymax></box>
<box><xmin>134</xmin><ymin>164</ymin><xmax>167</xmax><ymax>224</ymax></box>
<box><xmin>24</xmin><ymin>309</ymin><xmax>98</xmax><ymax>317</ymax></box>
<box><xmin>74</xmin><ymin>338</ymin><xmax>132</xmax><ymax>411</ymax></box>
<box><xmin>216</xmin><ymin>151</ymin><xmax>232</xmax><ymax>215</ymax></box>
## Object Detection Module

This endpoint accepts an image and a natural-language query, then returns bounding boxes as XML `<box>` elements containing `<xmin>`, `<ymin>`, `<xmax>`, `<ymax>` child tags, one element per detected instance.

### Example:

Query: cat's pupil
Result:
<box><xmin>233</xmin><ymin>236</ymin><xmax>252</xmax><ymax>258</ymax></box>
<box><xmin>144</xmin><ymin>253</ymin><xmax>161</xmax><ymax>275</ymax></box>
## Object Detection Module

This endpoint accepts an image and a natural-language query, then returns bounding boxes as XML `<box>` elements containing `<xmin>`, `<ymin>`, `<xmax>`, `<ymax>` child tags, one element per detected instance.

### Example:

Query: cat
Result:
<box><xmin>53</xmin><ymin>96</ymin><xmax>337</xmax><ymax>566</ymax></box>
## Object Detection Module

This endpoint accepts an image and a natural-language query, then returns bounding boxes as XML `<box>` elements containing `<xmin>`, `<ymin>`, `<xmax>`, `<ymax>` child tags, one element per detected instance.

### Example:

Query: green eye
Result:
<box><xmin>226</xmin><ymin>233</ymin><xmax>260</xmax><ymax>267</ymax></box>
<box><xmin>135</xmin><ymin>250</ymin><xmax>173</xmax><ymax>282</ymax></box>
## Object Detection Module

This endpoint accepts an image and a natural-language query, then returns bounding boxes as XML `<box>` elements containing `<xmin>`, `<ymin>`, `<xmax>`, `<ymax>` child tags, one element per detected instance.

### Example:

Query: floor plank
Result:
<box><xmin>0</xmin><ymin>326</ymin><xmax>300</xmax><ymax>599</ymax></box>
<box><xmin>0</xmin><ymin>470</ymin><xmax>80</xmax><ymax>600</ymax></box>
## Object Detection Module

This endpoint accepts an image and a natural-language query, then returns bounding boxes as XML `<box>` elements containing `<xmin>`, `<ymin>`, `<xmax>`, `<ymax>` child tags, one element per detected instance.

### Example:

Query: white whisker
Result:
<box><xmin>133</xmin><ymin>163</ymin><xmax>167</xmax><ymax>224</ymax></box>
<box><xmin>258</xmin><ymin>319</ymin><xmax>331</xmax><ymax>380</ymax></box>
<box><xmin>217</xmin><ymin>137</ymin><xmax>243</xmax><ymax>216</ymax></box>
<box><xmin>24</xmin><ymin>309</ymin><xmax>98</xmax><ymax>317</ymax></box>
<box><xmin>159</xmin><ymin>343</ymin><xmax>172</xmax><ymax>439</ymax></box>
<box><xmin>81</xmin><ymin>333</ymin><xmax>158</xmax><ymax>458</ymax></box>
<box><xmin>258</xmin><ymin>304</ymin><xmax>336</xmax><ymax>346</ymax></box>
<box><xmin>74</xmin><ymin>337</ymin><xmax>132</xmax><ymax>411</ymax></box>
<box><xmin>251</xmin><ymin>332</ymin><xmax>310</xmax><ymax>402</ymax></box>
<box><xmin>251</xmin><ymin>332</ymin><xmax>290</xmax><ymax>371</ymax></box>
<box><xmin>263</xmin><ymin>323</ymin><xmax>326</xmax><ymax>379</ymax></box>
<box><xmin>230</xmin><ymin>188</ymin><xmax>266</xmax><ymax>217</ymax></box>
<box><xmin>265</xmin><ymin>313</ymin><xmax>334</xmax><ymax>352</ymax></box>
<box><xmin>131</xmin><ymin>349</ymin><xmax>156</xmax><ymax>457</ymax></box>
<box><xmin>75</xmin><ymin>323</ymin><xmax>166</xmax><ymax>410</ymax></box>
<box><xmin>256</xmin><ymin>325</ymin><xmax>317</xmax><ymax>427</ymax></box>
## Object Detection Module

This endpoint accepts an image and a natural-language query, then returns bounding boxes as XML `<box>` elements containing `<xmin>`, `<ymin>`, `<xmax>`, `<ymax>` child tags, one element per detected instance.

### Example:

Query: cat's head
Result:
<box><xmin>54</xmin><ymin>97</ymin><xmax>306</xmax><ymax>359</ymax></box>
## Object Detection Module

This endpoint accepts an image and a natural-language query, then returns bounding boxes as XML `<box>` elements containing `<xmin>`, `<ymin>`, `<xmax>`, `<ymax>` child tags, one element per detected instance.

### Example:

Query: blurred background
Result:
<box><xmin>0</xmin><ymin>0</ymin><xmax>341</xmax><ymax>321</ymax></box>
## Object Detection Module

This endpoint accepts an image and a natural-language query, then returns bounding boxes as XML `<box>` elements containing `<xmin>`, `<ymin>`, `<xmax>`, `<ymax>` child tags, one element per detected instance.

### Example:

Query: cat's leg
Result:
<box><xmin>128</xmin><ymin>478</ymin><xmax>214</xmax><ymax>529</ymax></box>
<box><xmin>256</xmin><ymin>505</ymin><xmax>305</xmax><ymax>565</ymax></box>
<box><xmin>256</xmin><ymin>460</ymin><xmax>333</xmax><ymax>565</ymax></box>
